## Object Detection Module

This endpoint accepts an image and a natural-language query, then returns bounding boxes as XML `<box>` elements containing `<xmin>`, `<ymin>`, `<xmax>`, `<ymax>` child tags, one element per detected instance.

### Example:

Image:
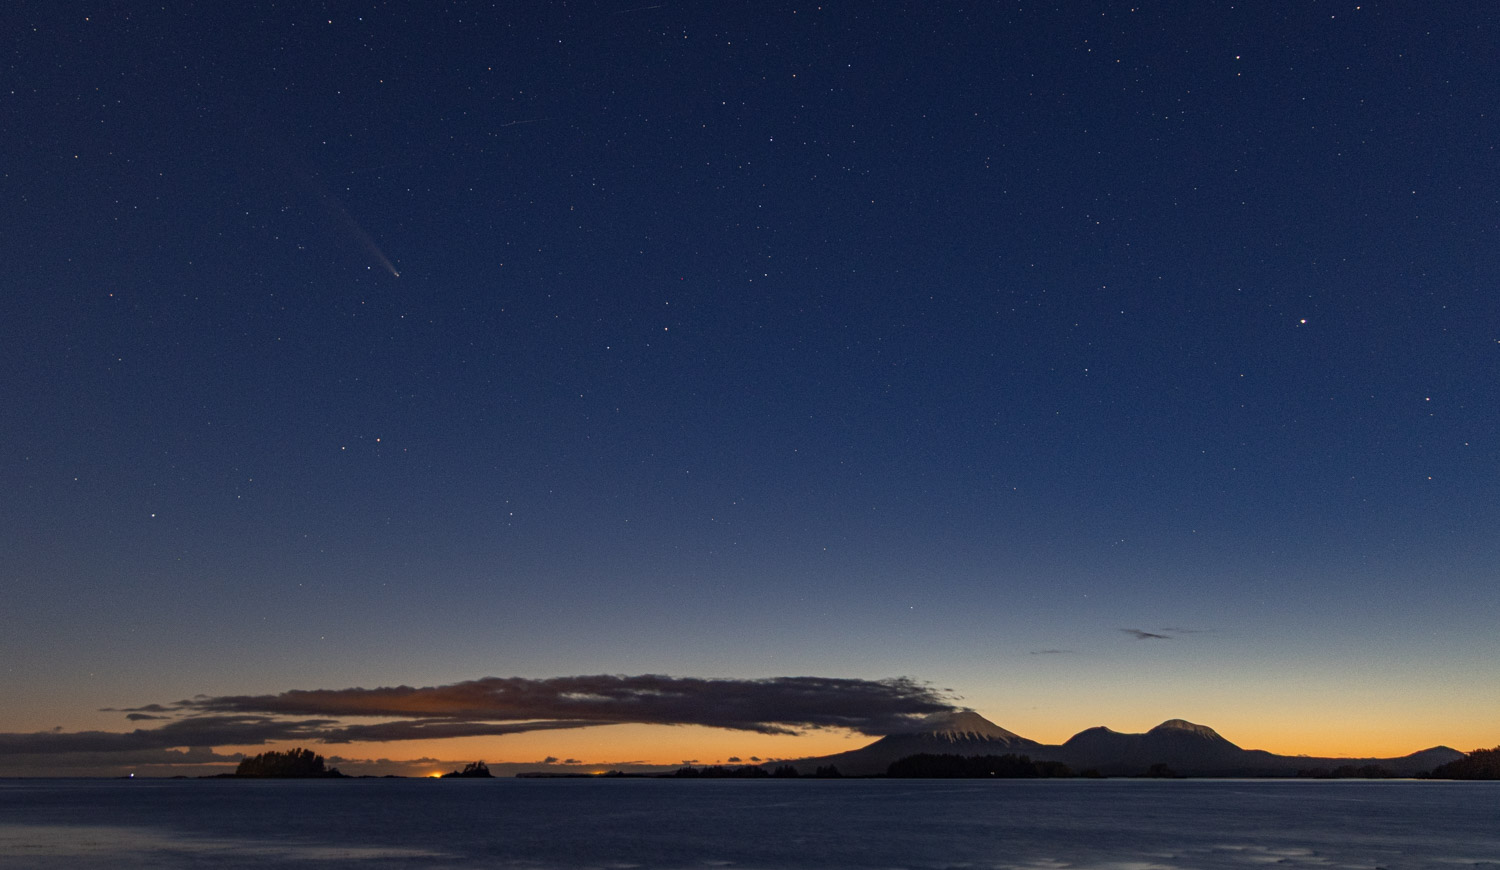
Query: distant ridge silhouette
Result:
<box><xmin>769</xmin><ymin>711</ymin><xmax>1462</xmax><ymax>777</ymax></box>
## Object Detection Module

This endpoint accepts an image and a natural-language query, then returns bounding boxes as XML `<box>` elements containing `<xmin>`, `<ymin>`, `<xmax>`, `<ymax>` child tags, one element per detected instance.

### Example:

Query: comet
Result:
<box><xmin>319</xmin><ymin>189</ymin><xmax>400</xmax><ymax>277</ymax></box>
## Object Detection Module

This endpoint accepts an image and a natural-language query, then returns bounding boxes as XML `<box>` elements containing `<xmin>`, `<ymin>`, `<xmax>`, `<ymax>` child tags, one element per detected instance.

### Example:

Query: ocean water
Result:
<box><xmin>0</xmin><ymin>778</ymin><xmax>1496</xmax><ymax>869</ymax></box>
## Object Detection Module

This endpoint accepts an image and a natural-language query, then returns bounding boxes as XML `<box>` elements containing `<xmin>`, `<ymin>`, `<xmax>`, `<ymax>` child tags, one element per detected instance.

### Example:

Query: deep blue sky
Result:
<box><xmin>3</xmin><ymin>1</ymin><xmax>1497</xmax><ymax>770</ymax></box>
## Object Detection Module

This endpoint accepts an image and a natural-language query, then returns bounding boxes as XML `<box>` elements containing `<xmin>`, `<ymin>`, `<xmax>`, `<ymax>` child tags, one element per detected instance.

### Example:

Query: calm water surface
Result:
<box><xmin>1</xmin><ymin>778</ymin><xmax>1497</xmax><ymax>869</ymax></box>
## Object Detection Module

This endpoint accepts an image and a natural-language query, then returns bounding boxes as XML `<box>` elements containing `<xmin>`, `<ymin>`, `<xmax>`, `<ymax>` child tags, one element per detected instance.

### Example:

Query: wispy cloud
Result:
<box><xmin>0</xmin><ymin>716</ymin><xmax>337</xmax><ymax>755</ymax></box>
<box><xmin>1121</xmin><ymin>626</ymin><xmax>1209</xmax><ymax>641</ymax></box>
<box><xmin>1029</xmin><ymin>649</ymin><xmax>1075</xmax><ymax>655</ymax></box>
<box><xmin>318</xmin><ymin>755</ymin><xmax>665</xmax><ymax>777</ymax></box>
<box><xmin>0</xmin><ymin>746</ymin><xmax>242</xmax><ymax>772</ymax></box>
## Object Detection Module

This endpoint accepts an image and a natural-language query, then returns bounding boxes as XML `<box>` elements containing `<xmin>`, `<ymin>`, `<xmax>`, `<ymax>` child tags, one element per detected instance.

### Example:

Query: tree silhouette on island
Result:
<box><xmin>441</xmin><ymin>761</ymin><xmax>494</xmax><ymax>778</ymax></box>
<box><xmin>233</xmin><ymin>748</ymin><xmax>344</xmax><ymax>778</ymax></box>
<box><xmin>1428</xmin><ymin>746</ymin><xmax>1500</xmax><ymax>779</ymax></box>
<box><xmin>887</xmin><ymin>753</ymin><xmax>1076</xmax><ymax>778</ymax></box>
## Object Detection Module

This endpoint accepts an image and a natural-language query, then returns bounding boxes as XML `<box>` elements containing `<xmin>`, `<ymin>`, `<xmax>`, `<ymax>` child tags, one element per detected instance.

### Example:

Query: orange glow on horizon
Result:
<box><xmin>209</xmin><ymin>706</ymin><xmax>1493</xmax><ymax>775</ymax></box>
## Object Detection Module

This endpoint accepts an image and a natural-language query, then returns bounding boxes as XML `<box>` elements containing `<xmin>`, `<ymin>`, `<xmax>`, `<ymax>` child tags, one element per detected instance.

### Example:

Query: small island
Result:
<box><xmin>441</xmin><ymin>761</ymin><xmax>494</xmax><ymax>778</ymax></box>
<box><xmin>227</xmin><ymin>748</ymin><xmax>345</xmax><ymax>778</ymax></box>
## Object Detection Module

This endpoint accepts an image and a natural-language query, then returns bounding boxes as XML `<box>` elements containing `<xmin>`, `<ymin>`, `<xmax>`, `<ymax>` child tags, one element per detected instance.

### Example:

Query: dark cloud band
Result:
<box><xmin>184</xmin><ymin>674</ymin><xmax>955</xmax><ymax>735</ymax></box>
<box><xmin>1</xmin><ymin>674</ymin><xmax>958</xmax><ymax>758</ymax></box>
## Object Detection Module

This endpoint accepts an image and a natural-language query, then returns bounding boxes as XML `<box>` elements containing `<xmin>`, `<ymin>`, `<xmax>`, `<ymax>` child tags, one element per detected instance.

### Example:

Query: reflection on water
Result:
<box><xmin>0</xmin><ymin>779</ymin><xmax>1496</xmax><ymax>869</ymax></box>
<box><xmin>0</xmin><ymin>823</ymin><xmax>449</xmax><ymax>863</ymax></box>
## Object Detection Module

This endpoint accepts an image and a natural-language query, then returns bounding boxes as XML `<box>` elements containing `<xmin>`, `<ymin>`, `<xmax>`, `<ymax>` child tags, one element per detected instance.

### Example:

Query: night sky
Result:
<box><xmin>4</xmin><ymin>1</ymin><xmax>1498</xmax><ymax>776</ymax></box>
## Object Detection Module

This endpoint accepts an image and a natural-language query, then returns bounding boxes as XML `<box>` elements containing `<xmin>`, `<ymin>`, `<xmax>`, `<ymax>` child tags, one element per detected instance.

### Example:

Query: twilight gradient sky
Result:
<box><xmin>3</xmin><ymin>1</ymin><xmax>1498</xmax><ymax>775</ymax></box>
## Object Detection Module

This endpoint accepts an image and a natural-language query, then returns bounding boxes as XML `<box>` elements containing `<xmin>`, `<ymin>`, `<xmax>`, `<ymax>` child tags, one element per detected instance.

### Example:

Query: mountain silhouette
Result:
<box><xmin>770</xmin><ymin>712</ymin><xmax>1463</xmax><ymax>777</ymax></box>
<box><xmin>771</xmin><ymin>710</ymin><xmax>1040</xmax><ymax>776</ymax></box>
<box><xmin>1060</xmin><ymin>719</ymin><xmax>1261</xmax><ymax>775</ymax></box>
